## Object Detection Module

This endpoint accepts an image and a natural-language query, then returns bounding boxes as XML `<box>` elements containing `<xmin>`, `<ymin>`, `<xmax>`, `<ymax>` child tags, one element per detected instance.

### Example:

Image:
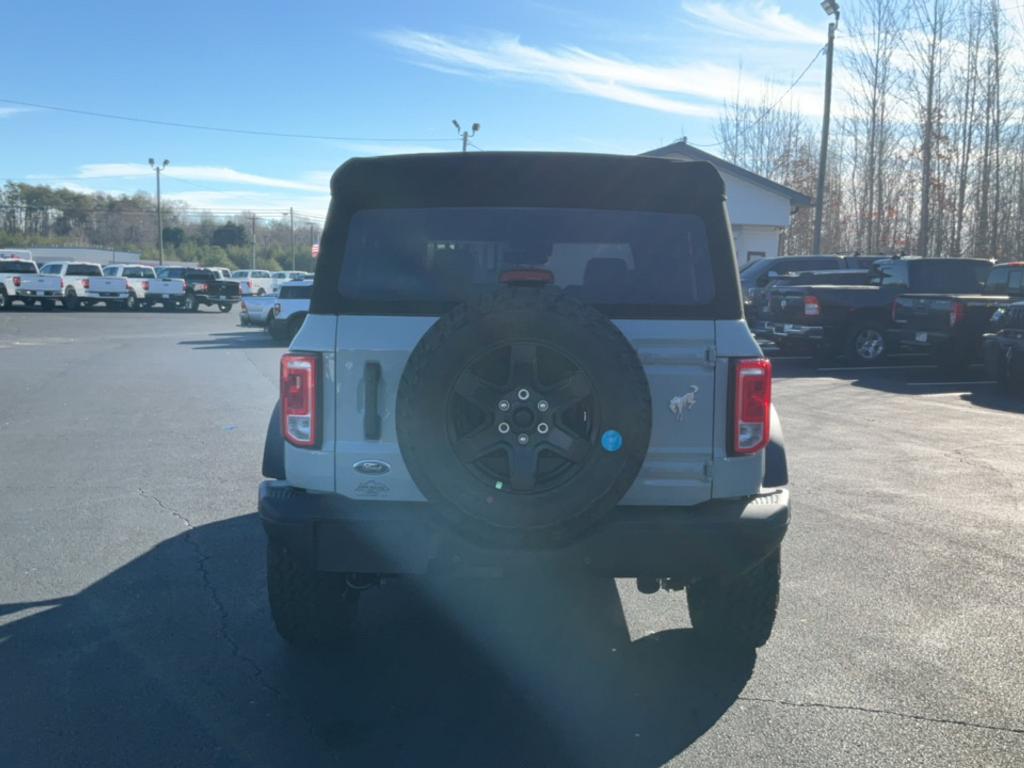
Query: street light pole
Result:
<box><xmin>452</xmin><ymin>119</ymin><xmax>480</xmax><ymax>152</ymax></box>
<box><xmin>812</xmin><ymin>1</ymin><xmax>839</xmax><ymax>255</ymax></box>
<box><xmin>148</xmin><ymin>158</ymin><xmax>169</xmax><ymax>265</ymax></box>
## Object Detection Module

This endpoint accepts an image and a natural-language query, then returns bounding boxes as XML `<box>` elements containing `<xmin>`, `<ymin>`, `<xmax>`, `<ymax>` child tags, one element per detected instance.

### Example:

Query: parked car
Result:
<box><xmin>891</xmin><ymin>261</ymin><xmax>1024</xmax><ymax>369</ymax></box>
<box><xmin>759</xmin><ymin>257</ymin><xmax>993</xmax><ymax>364</ymax></box>
<box><xmin>982</xmin><ymin>301</ymin><xmax>1024</xmax><ymax>394</ymax></box>
<box><xmin>208</xmin><ymin>267</ymin><xmax>233</xmax><ymax>281</ymax></box>
<box><xmin>102</xmin><ymin>264</ymin><xmax>186</xmax><ymax>310</ymax></box>
<box><xmin>230</xmin><ymin>269</ymin><xmax>274</xmax><ymax>296</ymax></box>
<box><xmin>0</xmin><ymin>256</ymin><xmax>62</xmax><ymax>310</ymax></box>
<box><xmin>240</xmin><ymin>294</ymin><xmax>277</xmax><ymax>327</ymax></box>
<box><xmin>156</xmin><ymin>267</ymin><xmax>240</xmax><ymax>311</ymax></box>
<box><xmin>747</xmin><ymin>269</ymin><xmax>872</xmax><ymax>333</ymax></box>
<box><xmin>259</xmin><ymin>152</ymin><xmax>790</xmax><ymax>652</ymax></box>
<box><xmin>739</xmin><ymin>254</ymin><xmax>881</xmax><ymax>301</ymax></box>
<box><xmin>267</xmin><ymin>279</ymin><xmax>312</xmax><ymax>342</ymax></box>
<box><xmin>38</xmin><ymin>261</ymin><xmax>130</xmax><ymax>310</ymax></box>
<box><xmin>270</xmin><ymin>271</ymin><xmax>312</xmax><ymax>293</ymax></box>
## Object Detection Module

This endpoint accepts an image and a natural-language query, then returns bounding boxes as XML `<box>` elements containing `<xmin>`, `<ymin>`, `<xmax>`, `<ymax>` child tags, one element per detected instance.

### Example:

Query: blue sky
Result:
<box><xmin>2</xmin><ymin>0</ymin><xmax>835</xmax><ymax>219</ymax></box>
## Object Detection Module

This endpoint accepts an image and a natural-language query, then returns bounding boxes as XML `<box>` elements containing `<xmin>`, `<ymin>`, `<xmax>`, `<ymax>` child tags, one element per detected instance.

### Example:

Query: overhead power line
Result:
<box><xmin>690</xmin><ymin>45</ymin><xmax>826</xmax><ymax>150</ymax></box>
<box><xmin>0</xmin><ymin>96</ymin><xmax>462</xmax><ymax>144</ymax></box>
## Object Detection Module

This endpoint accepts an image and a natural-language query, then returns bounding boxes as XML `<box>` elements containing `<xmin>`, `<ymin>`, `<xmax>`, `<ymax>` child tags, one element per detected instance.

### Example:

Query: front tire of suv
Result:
<box><xmin>688</xmin><ymin>548</ymin><xmax>781</xmax><ymax>650</ymax></box>
<box><xmin>266</xmin><ymin>540</ymin><xmax>358</xmax><ymax>650</ymax></box>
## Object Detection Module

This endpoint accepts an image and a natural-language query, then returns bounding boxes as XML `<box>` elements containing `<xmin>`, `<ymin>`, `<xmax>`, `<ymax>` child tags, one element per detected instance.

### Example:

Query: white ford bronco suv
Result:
<box><xmin>260</xmin><ymin>153</ymin><xmax>790</xmax><ymax>651</ymax></box>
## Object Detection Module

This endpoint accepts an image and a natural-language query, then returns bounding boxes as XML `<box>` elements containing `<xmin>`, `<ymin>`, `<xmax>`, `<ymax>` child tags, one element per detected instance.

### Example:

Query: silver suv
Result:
<box><xmin>260</xmin><ymin>152</ymin><xmax>790</xmax><ymax>651</ymax></box>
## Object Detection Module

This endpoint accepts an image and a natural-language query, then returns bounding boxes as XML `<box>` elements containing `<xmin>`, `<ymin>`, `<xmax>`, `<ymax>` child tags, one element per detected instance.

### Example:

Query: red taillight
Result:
<box><xmin>803</xmin><ymin>295</ymin><xmax>820</xmax><ymax>317</ymax></box>
<box><xmin>182</xmin><ymin>280</ymin><xmax>189</xmax><ymax>290</ymax></box>
<box><xmin>733</xmin><ymin>359</ymin><xmax>772</xmax><ymax>455</ymax></box>
<box><xmin>12</xmin><ymin>276</ymin><xmax>20</xmax><ymax>287</ymax></box>
<box><xmin>142</xmin><ymin>280</ymin><xmax>150</xmax><ymax>291</ymax></box>
<box><xmin>280</xmin><ymin>354</ymin><xmax>319</xmax><ymax>448</ymax></box>
<box><xmin>248</xmin><ymin>279</ymin><xmax>254</xmax><ymax>290</ymax></box>
<box><xmin>194</xmin><ymin>282</ymin><xmax>208</xmax><ymax>292</ymax></box>
<box><xmin>82</xmin><ymin>278</ymin><xmax>90</xmax><ymax>289</ymax></box>
<box><xmin>949</xmin><ymin>301</ymin><xmax>966</xmax><ymax>327</ymax></box>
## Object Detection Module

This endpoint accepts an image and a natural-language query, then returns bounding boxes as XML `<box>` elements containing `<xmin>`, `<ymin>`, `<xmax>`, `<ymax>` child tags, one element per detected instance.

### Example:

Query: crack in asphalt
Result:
<box><xmin>738</xmin><ymin>694</ymin><xmax>1024</xmax><ymax>736</ymax></box>
<box><xmin>136</xmin><ymin>488</ymin><xmax>285</xmax><ymax>701</ymax></box>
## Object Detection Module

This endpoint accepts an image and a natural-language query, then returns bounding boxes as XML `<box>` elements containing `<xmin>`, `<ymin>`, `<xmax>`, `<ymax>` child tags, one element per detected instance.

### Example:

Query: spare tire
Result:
<box><xmin>396</xmin><ymin>286</ymin><xmax>651</xmax><ymax>547</ymax></box>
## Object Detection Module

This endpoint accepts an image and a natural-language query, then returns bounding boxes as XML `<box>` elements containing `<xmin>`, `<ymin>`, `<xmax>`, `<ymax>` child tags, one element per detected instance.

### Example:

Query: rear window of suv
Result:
<box><xmin>338</xmin><ymin>207</ymin><xmax>715</xmax><ymax>316</ymax></box>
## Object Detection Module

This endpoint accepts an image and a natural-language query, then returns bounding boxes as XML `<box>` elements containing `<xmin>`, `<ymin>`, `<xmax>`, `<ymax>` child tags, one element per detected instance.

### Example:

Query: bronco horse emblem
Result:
<box><xmin>669</xmin><ymin>386</ymin><xmax>699</xmax><ymax>421</ymax></box>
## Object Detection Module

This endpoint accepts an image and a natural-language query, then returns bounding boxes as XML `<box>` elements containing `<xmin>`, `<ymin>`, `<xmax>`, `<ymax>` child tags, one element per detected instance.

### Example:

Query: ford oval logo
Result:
<box><xmin>354</xmin><ymin>460</ymin><xmax>391</xmax><ymax>475</ymax></box>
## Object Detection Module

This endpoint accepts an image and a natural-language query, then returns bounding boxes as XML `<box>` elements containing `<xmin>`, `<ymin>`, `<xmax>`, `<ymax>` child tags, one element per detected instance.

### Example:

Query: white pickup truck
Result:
<box><xmin>0</xmin><ymin>255</ymin><xmax>63</xmax><ymax>310</ymax></box>
<box><xmin>269</xmin><ymin>270</ymin><xmax>312</xmax><ymax>294</ymax></box>
<box><xmin>102</xmin><ymin>264</ymin><xmax>186</xmax><ymax>310</ymax></box>
<box><xmin>267</xmin><ymin>279</ymin><xmax>312</xmax><ymax>342</ymax></box>
<box><xmin>230</xmin><ymin>269</ymin><xmax>275</xmax><ymax>296</ymax></box>
<box><xmin>240</xmin><ymin>294</ymin><xmax>277</xmax><ymax>327</ymax></box>
<box><xmin>38</xmin><ymin>261</ymin><xmax>130</xmax><ymax>310</ymax></box>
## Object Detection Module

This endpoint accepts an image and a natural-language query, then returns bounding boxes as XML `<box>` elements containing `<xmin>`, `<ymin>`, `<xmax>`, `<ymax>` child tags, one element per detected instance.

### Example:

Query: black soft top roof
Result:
<box><xmin>328</xmin><ymin>152</ymin><xmax>726</xmax><ymax>212</ymax></box>
<box><xmin>313</xmin><ymin>152</ymin><xmax>740</xmax><ymax>318</ymax></box>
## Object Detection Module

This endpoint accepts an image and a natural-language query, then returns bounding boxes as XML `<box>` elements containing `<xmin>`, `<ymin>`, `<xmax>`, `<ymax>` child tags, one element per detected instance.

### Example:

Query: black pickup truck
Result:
<box><xmin>982</xmin><ymin>300</ymin><xmax>1024</xmax><ymax>393</ymax></box>
<box><xmin>156</xmin><ymin>267</ymin><xmax>241</xmax><ymax>312</ymax></box>
<box><xmin>747</xmin><ymin>269</ymin><xmax>872</xmax><ymax>338</ymax></box>
<box><xmin>891</xmin><ymin>261</ymin><xmax>1024</xmax><ymax>368</ymax></box>
<box><xmin>759</xmin><ymin>258</ymin><xmax>993</xmax><ymax>364</ymax></box>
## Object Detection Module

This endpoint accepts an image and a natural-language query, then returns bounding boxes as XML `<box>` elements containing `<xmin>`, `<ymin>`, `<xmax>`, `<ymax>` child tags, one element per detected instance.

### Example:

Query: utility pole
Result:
<box><xmin>148</xmin><ymin>158</ymin><xmax>169</xmax><ymax>265</ymax></box>
<box><xmin>812</xmin><ymin>0</ymin><xmax>839</xmax><ymax>255</ymax></box>
<box><xmin>452</xmin><ymin>119</ymin><xmax>480</xmax><ymax>152</ymax></box>
<box><xmin>289</xmin><ymin>208</ymin><xmax>295</xmax><ymax>270</ymax></box>
<box><xmin>251</xmin><ymin>214</ymin><xmax>257</xmax><ymax>269</ymax></box>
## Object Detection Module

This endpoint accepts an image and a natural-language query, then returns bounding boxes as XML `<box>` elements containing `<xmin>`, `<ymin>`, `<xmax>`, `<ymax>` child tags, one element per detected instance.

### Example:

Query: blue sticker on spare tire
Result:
<box><xmin>601</xmin><ymin>430</ymin><xmax>623</xmax><ymax>452</ymax></box>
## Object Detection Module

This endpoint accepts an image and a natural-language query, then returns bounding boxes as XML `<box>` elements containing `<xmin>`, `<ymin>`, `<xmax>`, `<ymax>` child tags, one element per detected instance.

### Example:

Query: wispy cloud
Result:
<box><xmin>162</xmin><ymin>189</ymin><xmax>329</xmax><ymax>217</ymax></box>
<box><xmin>0</xmin><ymin>106</ymin><xmax>34</xmax><ymax>118</ymax></box>
<box><xmin>681</xmin><ymin>2</ymin><xmax>822</xmax><ymax>45</ymax></box>
<box><xmin>380</xmin><ymin>30</ymin><xmax>724</xmax><ymax>117</ymax></box>
<box><xmin>76</xmin><ymin>163</ymin><xmax>326</xmax><ymax>192</ymax></box>
<box><xmin>380</xmin><ymin>28</ymin><xmax>825</xmax><ymax>119</ymax></box>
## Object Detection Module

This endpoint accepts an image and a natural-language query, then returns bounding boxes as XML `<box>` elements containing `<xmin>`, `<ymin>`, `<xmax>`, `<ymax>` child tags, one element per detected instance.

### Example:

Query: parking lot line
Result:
<box><xmin>816</xmin><ymin>364</ymin><xmax>938</xmax><ymax>372</ymax></box>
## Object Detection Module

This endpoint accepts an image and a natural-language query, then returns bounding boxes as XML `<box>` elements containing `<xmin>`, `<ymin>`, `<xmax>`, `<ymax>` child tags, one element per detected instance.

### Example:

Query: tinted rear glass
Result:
<box><xmin>67</xmin><ymin>264</ymin><xmax>102</xmax><ymax>276</ymax></box>
<box><xmin>121</xmin><ymin>267</ymin><xmax>152</xmax><ymax>278</ymax></box>
<box><xmin>279</xmin><ymin>284</ymin><xmax>313</xmax><ymax>299</ymax></box>
<box><xmin>339</xmin><ymin>207</ymin><xmax>715</xmax><ymax>313</ymax></box>
<box><xmin>186</xmin><ymin>270</ymin><xmax>217</xmax><ymax>281</ymax></box>
<box><xmin>909</xmin><ymin>260</ymin><xmax>989</xmax><ymax>292</ymax></box>
<box><xmin>0</xmin><ymin>260</ymin><xmax>38</xmax><ymax>274</ymax></box>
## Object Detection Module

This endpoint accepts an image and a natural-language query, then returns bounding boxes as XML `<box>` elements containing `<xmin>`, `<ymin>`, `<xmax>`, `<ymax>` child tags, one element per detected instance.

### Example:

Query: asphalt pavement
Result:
<box><xmin>1</xmin><ymin>307</ymin><xmax>1022</xmax><ymax>767</ymax></box>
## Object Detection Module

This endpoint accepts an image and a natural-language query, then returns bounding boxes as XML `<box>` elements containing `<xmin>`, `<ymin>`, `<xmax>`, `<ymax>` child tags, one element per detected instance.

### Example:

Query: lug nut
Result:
<box><xmin>537</xmin><ymin>400</ymin><xmax>549</xmax><ymax>412</ymax></box>
<box><xmin>498</xmin><ymin>422</ymin><xmax>511</xmax><ymax>434</ymax></box>
<box><xmin>537</xmin><ymin>422</ymin><xmax>549</xmax><ymax>434</ymax></box>
<box><xmin>498</xmin><ymin>400</ymin><xmax>511</xmax><ymax>412</ymax></box>
<box><xmin>517</xmin><ymin>433</ymin><xmax>529</xmax><ymax>445</ymax></box>
<box><xmin>517</xmin><ymin>388</ymin><xmax>530</xmax><ymax>401</ymax></box>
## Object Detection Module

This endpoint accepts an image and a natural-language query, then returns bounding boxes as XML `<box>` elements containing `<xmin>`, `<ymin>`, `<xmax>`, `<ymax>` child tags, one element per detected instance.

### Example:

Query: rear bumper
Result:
<box><xmin>892</xmin><ymin>327</ymin><xmax>949</xmax><ymax>350</ymax></box>
<box><xmin>197</xmin><ymin>294</ymin><xmax>240</xmax><ymax>304</ymax></box>
<box><xmin>15</xmin><ymin>289</ymin><xmax>61</xmax><ymax>298</ymax></box>
<box><xmin>762</xmin><ymin>321</ymin><xmax>825</xmax><ymax>340</ymax></box>
<box><xmin>81</xmin><ymin>291</ymin><xmax>129</xmax><ymax>301</ymax></box>
<box><xmin>259</xmin><ymin>481</ymin><xmax>790</xmax><ymax>581</ymax></box>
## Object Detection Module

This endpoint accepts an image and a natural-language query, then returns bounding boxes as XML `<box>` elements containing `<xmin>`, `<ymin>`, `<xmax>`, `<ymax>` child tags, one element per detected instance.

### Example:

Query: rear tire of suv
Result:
<box><xmin>688</xmin><ymin>548</ymin><xmax>781</xmax><ymax>650</ymax></box>
<box><xmin>183</xmin><ymin>295</ymin><xmax>199</xmax><ymax>312</ymax></box>
<box><xmin>266</xmin><ymin>540</ymin><xmax>358</xmax><ymax>650</ymax></box>
<box><xmin>218</xmin><ymin>302</ymin><xmax>232</xmax><ymax>313</ymax></box>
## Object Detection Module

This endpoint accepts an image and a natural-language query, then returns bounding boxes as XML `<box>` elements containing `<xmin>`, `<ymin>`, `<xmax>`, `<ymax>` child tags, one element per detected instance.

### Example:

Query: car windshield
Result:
<box><xmin>339</xmin><ymin>207</ymin><xmax>715</xmax><ymax>313</ymax></box>
<box><xmin>0</xmin><ymin>260</ymin><xmax>37</xmax><ymax>274</ymax></box>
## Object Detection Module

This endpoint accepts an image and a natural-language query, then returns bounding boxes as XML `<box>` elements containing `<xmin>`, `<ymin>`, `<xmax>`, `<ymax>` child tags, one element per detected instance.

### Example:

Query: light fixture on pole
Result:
<box><xmin>812</xmin><ymin>0</ymin><xmax>839</xmax><ymax>255</ymax></box>
<box><xmin>452</xmin><ymin>119</ymin><xmax>480</xmax><ymax>152</ymax></box>
<box><xmin>148</xmin><ymin>158</ymin><xmax>170</xmax><ymax>265</ymax></box>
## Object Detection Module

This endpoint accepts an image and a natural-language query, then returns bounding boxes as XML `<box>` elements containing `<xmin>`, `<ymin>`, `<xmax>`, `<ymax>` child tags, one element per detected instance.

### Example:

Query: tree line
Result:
<box><xmin>716</xmin><ymin>0</ymin><xmax>1022</xmax><ymax>260</ymax></box>
<box><xmin>0</xmin><ymin>181</ymin><xmax>323</xmax><ymax>271</ymax></box>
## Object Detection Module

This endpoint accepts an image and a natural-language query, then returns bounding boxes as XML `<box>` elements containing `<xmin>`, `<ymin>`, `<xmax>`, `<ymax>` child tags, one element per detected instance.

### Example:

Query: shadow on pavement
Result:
<box><xmin>0</xmin><ymin>514</ymin><xmax>754</xmax><ymax>768</ymax></box>
<box><xmin>178</xmin><ymin>330</ymin><xmax>284</xmax><ymax>350</ymax></box>
<box><xmin>769</xmin><ymin>354</ymin><xmax>1024</xmax><ymax>414</ymax></box>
